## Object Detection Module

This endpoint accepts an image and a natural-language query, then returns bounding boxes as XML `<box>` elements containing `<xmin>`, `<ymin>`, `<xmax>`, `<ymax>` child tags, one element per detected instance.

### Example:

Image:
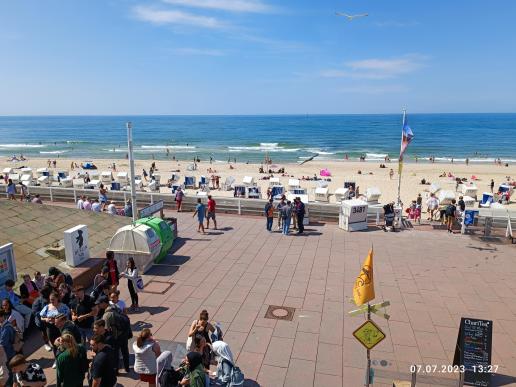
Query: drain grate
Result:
<box><xmin>143</xmin><ymin>280</ymin><xmax>175</xmax><ymax>294</ymax></box>
<box><xmin>264</xmin><ymin>305</ymin><xmax>296</xmax><ymax>321</ymax></box>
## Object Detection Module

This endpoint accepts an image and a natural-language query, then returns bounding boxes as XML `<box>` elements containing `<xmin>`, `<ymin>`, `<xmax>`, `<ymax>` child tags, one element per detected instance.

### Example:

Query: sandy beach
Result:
<box><xmin>3</xmin><ymin>156</ymin><xmax>515</xmax><ymax>209</ymax></box>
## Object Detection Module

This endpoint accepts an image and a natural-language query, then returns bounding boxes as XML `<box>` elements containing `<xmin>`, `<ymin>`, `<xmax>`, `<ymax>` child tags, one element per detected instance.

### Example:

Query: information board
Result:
<box><xmin>139</xmin><ymin>200</ymin><xmax>164</xmax><ymax>219</ymax></box>
<box><xmin>0</xmin><ymin>243</ymin><xmax>17</xmax><ymax>286</ymax></box>
<box><xmin>453</xmin><ymin>317</ymin><xmax>493</xmax><ymax>386</ymax></box>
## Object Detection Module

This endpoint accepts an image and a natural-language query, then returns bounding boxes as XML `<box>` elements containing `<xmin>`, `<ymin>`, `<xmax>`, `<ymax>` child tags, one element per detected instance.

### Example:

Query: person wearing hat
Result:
<box><xmin>54</xmin><ymin>313</ymin><xmax>81</xmax><ymax>346</ymax></box>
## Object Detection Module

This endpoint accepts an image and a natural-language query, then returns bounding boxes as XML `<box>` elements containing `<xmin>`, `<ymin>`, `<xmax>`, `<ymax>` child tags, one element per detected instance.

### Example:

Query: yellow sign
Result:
<box><xmin>353</xmin><ymin>320</ymin><xmax>386</xmax><ymax>350</ymax></box>
<box><xmin>352</xmin><ymin>248</ymin><xmax>375</xmax><ymax>306</ymax></box>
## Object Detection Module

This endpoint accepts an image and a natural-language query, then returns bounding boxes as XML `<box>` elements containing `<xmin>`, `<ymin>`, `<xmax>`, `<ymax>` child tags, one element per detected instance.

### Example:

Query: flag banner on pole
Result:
<box><xmin>398</xmin><ymin>159</ymin><xmax>403</xmax><ymax>175</ymax></box>
<box><xmin>353</xmin><ymin>248</ymin><xmax>375</xmax><ymax>306</ymax></box>
<box><xmin>399</xmin><ymin>113</ymin><xmax>414</xmax><ymax>161</ymax></box>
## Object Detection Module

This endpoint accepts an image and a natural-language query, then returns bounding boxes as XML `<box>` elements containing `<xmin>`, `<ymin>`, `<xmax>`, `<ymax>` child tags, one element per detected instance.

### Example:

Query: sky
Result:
<box><xmin>1</xmin><ymin>0</ymin><xmax>516</xmax><ymax>115</ymax></box>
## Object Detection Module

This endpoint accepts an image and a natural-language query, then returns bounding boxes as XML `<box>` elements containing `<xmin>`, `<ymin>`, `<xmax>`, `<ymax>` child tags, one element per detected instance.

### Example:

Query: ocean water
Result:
<box><xmin>0</xmin><ymin>114</ymin><xmax>515</xmax><ymax>163</ymax></box>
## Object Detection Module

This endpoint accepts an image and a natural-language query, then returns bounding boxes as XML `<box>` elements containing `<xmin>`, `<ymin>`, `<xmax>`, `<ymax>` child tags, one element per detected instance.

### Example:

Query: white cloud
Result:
<box><xmin>133</xmin><ymin>5</ymin><xmax>225</xmax><ymax>28</ymax></box>
<box><xmin>321</xmin><ymin>55</ymin><xmax>426</xmax><ymax>80</ymax></box>
<box><xmin>161</xmin><ymin>0</ymin><xmax>274</xmax><ymax>13</ymax></box>
<box><xmin>172</xmin><ymin>47</ymin><xmax>226</xmax><ymax>56</ymax></box>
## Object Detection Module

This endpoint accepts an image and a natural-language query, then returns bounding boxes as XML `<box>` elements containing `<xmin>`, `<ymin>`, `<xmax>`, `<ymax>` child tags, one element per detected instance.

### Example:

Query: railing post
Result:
<box><xmin>73</xmin><ymin>189</ymin><xmax>77</xmax><ymax>203</ymax></box>
<box><xmin>124</xmin><ymin>192</ymin><xmax>127</xmax><ymax>202</ymax></box>
<box><xmin>150</xmin><ymin>194</ymin><xmax>154</xmax><ymax>204</ymax></box>
<box><xmin>49</xmin><ymin>187</ymin><xmax>53</xmax><ymax>202</ymax></box>
<box><xmin>238</xmin><ymin>199</ymin><xmax>241</xmax><ymax>215</ymax></box>
<box><xmin>376</xmin><ymin>210</ymin><xmax>380</xmax><ymax>226</ymax></box>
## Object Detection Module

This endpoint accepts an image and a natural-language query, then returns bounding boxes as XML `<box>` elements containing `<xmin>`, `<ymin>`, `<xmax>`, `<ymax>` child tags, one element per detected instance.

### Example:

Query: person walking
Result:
<box><xmin>281</xmin><ymin>200</ymin><xmax>293</xmax><ymax>235</ymax></box>
<box><xmin>206</xmin><ymin>195</ymin><xmax>217</xmax><ymax>230</ymax></box>
<box><xmin>120</xmin><ymin>258</ymin><xmax>139</xmax><ymax>311</ymax></box>
<box><xmin>193</xmin><ymin>198</ymin><xmax>206</xmax><ymax>234</ymax></box>
<box><xmin>294</xmin><ymin>197</ymin><xmax>305</xmax><ymax>234</ymax></box>
<box><xmin>175</xmin><ymin>187</ymin><xmax>184</xmax><ymax>212</ymax></box>
<box><xmin>6</xmin><ymin>179</ymin><xmax>16</xmax><ymax>200</ymax></box>
<box><xmin>133</xmin><ymin>329</ymin><xmax>161</xmax><ymax>387</ymax></box>
<box><xmin>426</xmin><ymin>193</ymin><xmax>439</xmax><ymax>221</ymax></box>
<box><xmin>56</xmin><ymin>333</ymin><xmax>88</xmax><ymax>387</ymax></box>
<box><xmin>445</xmin><ymin>199</ymin><xmax>457</xmax><ymax>233</ymax></box>
<box><xmin>89</xmin><ymin>334</ymin><xmax>117</xmax><ymax>387</ymax></box>
<box><xmin>264</xmin><ymin>199</ymin><xmax>274</xmax><ymax>231</ymax></box>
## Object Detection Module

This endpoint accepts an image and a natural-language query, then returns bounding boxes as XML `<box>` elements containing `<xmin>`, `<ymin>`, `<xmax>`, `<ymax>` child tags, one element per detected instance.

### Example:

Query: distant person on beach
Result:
<box><xmin>19</xmin><ymin>182</ymin><xmax>28</xmax><ymax>201</ymax></box>
<box><xmin>206</xmin><ymin>195</ymin><xmax>217</xmax><ymax>230</ymax></box>
<box><xmin>142</xmin><ymin>169</ymin><xmax>148</xmax><ymax>181</ymax></box>
<box><xmin>175</xmin><ymin>187</ymin><xmax>184</xmax><ymax>212</ymax></box>
<box><xmin>490</xmin><ymin>179</ymin><xmax>495</xmax><ymax>193</ymax></box>
<box><xmin>6</xmin><ymin>179</ymin><xmax>16</xmax><ymax>200</ymax></box>
<box><xmin>389</xmin><ymin>169</ymin><xmax>394</xmax><ymax>179</ymax></box>
<box><xmin>193</xmin><ymin>198</ymin><xmax>206</xmax><ymax>234</ymax></box>
<box><xmin>466</xmin><ymin>158</ymin><xmax>469</xmax><ymax>165</ymax></box>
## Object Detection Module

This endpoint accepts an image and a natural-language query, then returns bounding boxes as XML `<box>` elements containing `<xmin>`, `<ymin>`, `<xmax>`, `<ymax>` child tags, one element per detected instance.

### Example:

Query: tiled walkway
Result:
<box><xmin>27</xmin><ymin>210</ymin><xmax>516</xmax><ymax>386</ymax></box>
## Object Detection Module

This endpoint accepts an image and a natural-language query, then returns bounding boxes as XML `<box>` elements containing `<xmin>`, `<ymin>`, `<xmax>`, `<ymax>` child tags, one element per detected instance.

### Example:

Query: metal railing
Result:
<box><xmin>0</xmin><ymin>183</ymin><xmax>391</xmax><ymax>224</ymax></box>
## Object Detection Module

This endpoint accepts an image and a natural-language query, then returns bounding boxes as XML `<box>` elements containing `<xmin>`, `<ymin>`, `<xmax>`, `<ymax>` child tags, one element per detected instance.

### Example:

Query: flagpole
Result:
<box><xmin>397</xmin><ymin>109</ymin><xmax>406</xmax><ymax>207</ymax></box>
<box><xmin>365</xmin><ymin>302</ymin><xmax>371</xmax><ymax>387</ymax></box>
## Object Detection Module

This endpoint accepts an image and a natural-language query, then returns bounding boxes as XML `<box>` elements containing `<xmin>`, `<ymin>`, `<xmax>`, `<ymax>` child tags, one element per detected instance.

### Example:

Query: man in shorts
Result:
<box><xmin>193</xmin><ymin>198</ymin><xmax>206</xmax><ymax>234</ymax></box>
<box><xmin>206</xmin><ymin>195</ymin><xmax>217</xmax><ymax>230</ymax></box>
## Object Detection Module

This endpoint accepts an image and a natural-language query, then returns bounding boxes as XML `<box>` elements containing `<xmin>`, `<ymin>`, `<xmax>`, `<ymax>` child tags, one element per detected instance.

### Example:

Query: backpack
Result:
<box><xmin>110</xmin><ymin>307</ymin><xmax>132</xmax><ymax>339</ymax></box>
<box><xmin>64</xmin><ymin>273</ymin><xmax>74</xmax><ymax>286</ymax></box>
<box><xmin>230</xmin><ymin>365</ymin><xmax>245</xmax><ymax>387</ymax></box>
<box><xmin>159</xmin><ymin>368</ymin><xmax>182</xmax><ymax>387</ymax></box>
<box><xmin>445</xmin><ymin>205</ymin><xmax>455</xmax><ymax>216</ymax></box>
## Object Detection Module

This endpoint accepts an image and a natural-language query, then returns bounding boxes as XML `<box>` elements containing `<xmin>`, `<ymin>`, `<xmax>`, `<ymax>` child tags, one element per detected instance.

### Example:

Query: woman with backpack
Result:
<box><xmin>211</xmin><ymin>341</ymin><xmax>243</xmax><ymax>387</ymax></box>
<box><xmin>133</xmin><ymin>328</ymin><xmax>161</xmax><ymax>386</ymax></box>
<box><xmin>55</xmin><ymin>333</ymin><xmax>88</xmax><ymax>387</ymax></box>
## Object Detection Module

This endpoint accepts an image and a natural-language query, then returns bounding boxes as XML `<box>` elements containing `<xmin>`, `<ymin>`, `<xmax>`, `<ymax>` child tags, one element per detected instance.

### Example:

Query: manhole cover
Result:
<box><xmin>143</xmin><ymin>281</ymin><xmax>175</xmax><ymax>294</ymax></box>
<box><xmin>264</xmin><ymin>305</ymin><xmax>295</xmax><ymax>321</ymax></box>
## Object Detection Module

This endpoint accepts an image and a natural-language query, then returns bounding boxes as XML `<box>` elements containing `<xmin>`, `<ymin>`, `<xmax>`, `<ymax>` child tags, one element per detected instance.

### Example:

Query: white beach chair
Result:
<box><xmin>88</xmin><ymin>179</ymin><xmax>101</xmax><ymax>189</ymax></box>
<box><xmin>38</xmin><ymin>176</ymin><xmax>49</xmax><ymax>187</ymax></box>
<box><xmin>438</xmin><ymin>190</ymin><xmax>456</xmax><ymax>205</ymax></box>
<box><xmin>288</xmin><ymin>178</ymin><xmax>300</xmax><ymax>191</ymax></box>
<box><xmin>247</xmin><ymin>186</ymin><xmax>261</xmax><ymax>199</ymax></box>
<box><xmin>2</xmin><ymin>168</ymin><xmax>13</xmax><ymax>175</ymax></box>
<box><xmin>36</xmin><ymin>168</ymin><xmax>49</xmax><ymax>178</ymax></box>
<box><xmin>334</xmin><ymin>188</ymin><xmax>350</xmax><ymax>202</ymax></box>
<box><xmin>73</xmin><ymin>179</ymin><xmax>85</xmax><ymax>189</ymax></box>
<box><xmin>315</xmin><ymin>187</ymin><xmax>329</xmax><ymax>202</ymax></box>
<box><xmin>101</xmin><ymin>171</ymin><xmax>113</xmax><ymax>184</ymax></box>
<box><xmin>269</xmin><ymin>177</ymin><xmax>280</xmax><ymax>187</ymax></box>
<box><xmin>61</xmin><ymin>177</ymin><xmax>73</xmax><ymax>188</ymax></box>
<box><xmin>461</xmin><ymin>184</ymin><xmax>478</xmax><ymax>198</ymax></box>
<box><xmin>234</xmin><ymin>184</ymin><xmax>246</xmax><ymax>198</ymax></box>
<box><xmin>8</xmin><ymin>173</ymin><xmax>20</xmax><ymax>184</ymax></box>
<box><xmin>480</xmin><ymin>192</ymin><xmax>494</xmax><ymax>208</ymax></box>
<box><xmin>148</xmin><ymin>180</ymin><xmax>159</xmax><ymax>192</ymax></box>
<box><xmin>222</xmin><ymin>176</ymin><xmax>235</xmax><ymax>191</ymax></box>
<box><xmin>366</xmin><ymin>187</ymin><xmax>382</xmax><ymax>204</ymax></box>
<box><xmin>21</xmin><ymin>174</ymin><xmax>33</xmax><ymax>186</ymax></box>
<box><xmin>184</xmin><ymin>176</ymin><xmax>196</xmax><ymax>189</ymax></box>
<box><xmin>243</xmin><ymin>176</ymin><xmax>255</xmax><ymax>186</ymax></box>
<box><xmin>462</xmin><ymin>196</ymin><xmax>476</xmax><ymax>208</ymax></box>
<box><xmin>116</xmin><ymin>172</ymin><xmax>129</xmax><ymax>187</ymax></box>
<box><xmin>430</xmin><ymin>183</ymin><xmax>441</xmax><ymax>195</ymax></box>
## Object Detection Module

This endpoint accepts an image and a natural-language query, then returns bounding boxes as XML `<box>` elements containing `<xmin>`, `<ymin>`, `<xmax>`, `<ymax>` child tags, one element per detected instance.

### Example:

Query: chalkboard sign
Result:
<box><xmin>453</xmin><ymin>317</ymin><xmax>493</xmax><ymax>386</ymax></box>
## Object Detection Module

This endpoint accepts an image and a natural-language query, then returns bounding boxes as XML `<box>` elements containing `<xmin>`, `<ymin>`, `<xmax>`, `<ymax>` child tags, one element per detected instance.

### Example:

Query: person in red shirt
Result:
<box><xmin>104</xmin><ymin>251</ymin><xmax>119</xmax><ymax>286</ymax></box>
<box><xmin>206</xmin><ymin>195</ymin><xmax>217</xmax><ymax>230</ymax></box>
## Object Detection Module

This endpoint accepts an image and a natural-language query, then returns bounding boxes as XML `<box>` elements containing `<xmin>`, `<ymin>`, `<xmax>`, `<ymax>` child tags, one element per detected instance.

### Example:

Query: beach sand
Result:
<box><xmin>2</xmin><ymin>157</ymin><xmax>515</xmax><ymax>209</ymax></box>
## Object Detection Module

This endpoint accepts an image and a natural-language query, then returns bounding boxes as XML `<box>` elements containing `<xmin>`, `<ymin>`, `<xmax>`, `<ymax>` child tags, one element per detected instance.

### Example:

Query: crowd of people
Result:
<box><xmin>0</xmin><ymin>251</ymin><xmax>242</xmax><ymax>387</ymax></box>
<box><xmin>76</xmin><ymin>195</ymin><xmax>133</xmax><ymax>218</ymax></box>
<box><xmin>264</xmin><ymin>195</ymin><xmax>306</xmax><ymax>235</ymax></box>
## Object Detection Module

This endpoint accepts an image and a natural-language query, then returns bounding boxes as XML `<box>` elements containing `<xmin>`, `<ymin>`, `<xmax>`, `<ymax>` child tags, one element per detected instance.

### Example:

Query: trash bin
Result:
<box><xmin>108</xmin><ymin>224</ymin><xmax>161</xmax><ymax>273</ymax></box>
<box><xmin>136</xmin><ymin>217</ymin><xmax>174</xmax><ymax>263</ymax></box>
<box><xmin>339</xmin><ymin>199</ymin><xmax>368</xmax><ymax>231</ymax></box>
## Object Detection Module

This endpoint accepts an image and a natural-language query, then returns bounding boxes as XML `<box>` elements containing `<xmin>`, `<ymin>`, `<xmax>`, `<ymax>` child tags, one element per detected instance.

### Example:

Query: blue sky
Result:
<box><xmin>1</xmin><ymin>0</ymin><xmax>515</xmax><ymax>115</ymax></box>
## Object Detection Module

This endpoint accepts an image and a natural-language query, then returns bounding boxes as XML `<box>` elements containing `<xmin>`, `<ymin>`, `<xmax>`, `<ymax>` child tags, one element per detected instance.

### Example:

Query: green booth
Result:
<box><xmin>135</xmin><ymin>217</ymin><xmax>174</xmax><ymax>263</ymax></box>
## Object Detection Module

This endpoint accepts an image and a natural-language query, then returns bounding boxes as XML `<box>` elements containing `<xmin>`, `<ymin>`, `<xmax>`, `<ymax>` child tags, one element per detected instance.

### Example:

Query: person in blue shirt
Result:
<box><xmin>192</xmin><ymin>198</ymin><xmax>206</xmax><ymax>234</ymax></box>
<box><xmin>0</xmin><ymin>310</ymin><xmax>16</xmax><ymax>361</ymax></box>
<box><xmin>0</xmin><ymin>279</ymin><xmax>32</xmax><ymax>330</ymax></box>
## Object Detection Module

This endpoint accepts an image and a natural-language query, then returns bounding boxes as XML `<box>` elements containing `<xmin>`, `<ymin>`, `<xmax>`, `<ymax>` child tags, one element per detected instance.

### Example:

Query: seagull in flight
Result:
<box><xmin>336</xmin><ymin>12</ymin><xmax>368</xmax><ymax>21</ymax></box>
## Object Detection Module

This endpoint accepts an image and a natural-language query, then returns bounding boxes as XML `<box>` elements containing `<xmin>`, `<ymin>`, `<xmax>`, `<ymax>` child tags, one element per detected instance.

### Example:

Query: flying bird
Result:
<box><xmin>299</xmin><ymin>154</ymin><xmax>319</xmax><ymax>165</ymax></box>
<box><xmin>335</xmin><ymin>12</ymin><xmax>368</xmax><ymax>21</ymax></box>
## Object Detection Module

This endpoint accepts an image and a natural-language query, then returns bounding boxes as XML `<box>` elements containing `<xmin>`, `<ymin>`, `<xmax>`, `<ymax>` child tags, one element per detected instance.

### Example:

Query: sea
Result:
<box><xmin>0</xmin><ymin>114</ymin><xmax>515</xmax><ymax>164</ymax></box>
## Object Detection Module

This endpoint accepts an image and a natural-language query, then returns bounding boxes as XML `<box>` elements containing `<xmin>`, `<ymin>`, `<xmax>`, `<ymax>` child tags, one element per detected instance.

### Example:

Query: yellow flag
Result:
<box><xmin>353</xmin><ymin>248</ymin><xmax>375</xmax><ymax>306</ymax></box>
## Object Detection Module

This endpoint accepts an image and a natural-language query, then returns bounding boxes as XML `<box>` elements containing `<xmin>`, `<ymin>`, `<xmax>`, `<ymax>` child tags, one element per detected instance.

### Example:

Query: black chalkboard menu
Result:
<box><xmin>453</xmin><ymin>317</ymin><xmax>493</xmax><ymax>386</ymax></box>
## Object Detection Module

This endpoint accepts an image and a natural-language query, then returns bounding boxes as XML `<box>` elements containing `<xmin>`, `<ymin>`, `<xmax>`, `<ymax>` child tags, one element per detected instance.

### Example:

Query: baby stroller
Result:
<box><xmin>383</xmin><ymin>203</ymin><xmax>395</xmax><ymax>232</ymax></box>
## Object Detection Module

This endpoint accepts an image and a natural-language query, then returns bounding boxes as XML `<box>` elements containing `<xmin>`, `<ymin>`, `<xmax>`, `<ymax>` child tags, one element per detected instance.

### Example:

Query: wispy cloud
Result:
<box><xmin>321</xmin><ymin>54</ymin><xmax>426</xmax><ymax>80</ymax></box>
<box><xmin>132</xmin><ymin>5</ymin><xmax>226</xmax><ymax>28</ymax></box>
<box><xmin>172</xmin><ymin>47</ymin><xmax>226</xmax><ymax>56</ymax></box>
<box><xmin>161</xmin><ymin>0</ymin><xmax>274</xmax><ymax>13</ymax></box>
